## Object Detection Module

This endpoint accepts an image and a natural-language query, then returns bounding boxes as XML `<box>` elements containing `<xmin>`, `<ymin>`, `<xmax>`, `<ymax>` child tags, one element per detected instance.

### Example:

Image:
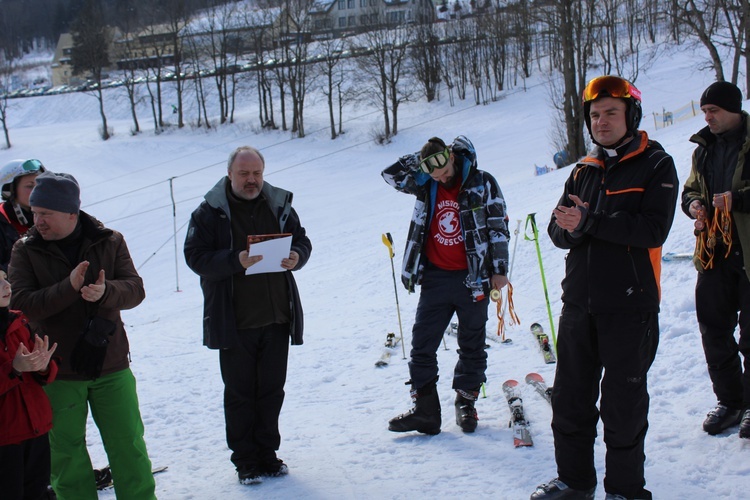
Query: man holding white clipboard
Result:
<box><xmin>184</xmin><ymin>146</ymin><xmax>312</xmax><ymax>486</ymax></box>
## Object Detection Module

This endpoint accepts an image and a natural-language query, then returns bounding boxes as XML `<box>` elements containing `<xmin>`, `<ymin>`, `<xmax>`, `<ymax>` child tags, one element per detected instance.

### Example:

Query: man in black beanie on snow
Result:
<box><xmin>8</xmin><ymin>170</ymin><xmax>157</xmax><ymax>499</ymax></box>
<box><xmin>682</xmin><ymin>81</ymin><xmax>750</xmax><ymax>439</ymax></box>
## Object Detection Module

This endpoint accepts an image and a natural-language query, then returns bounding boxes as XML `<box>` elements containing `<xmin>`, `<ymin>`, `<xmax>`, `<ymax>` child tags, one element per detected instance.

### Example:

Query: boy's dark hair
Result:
<box><xmin>420</xmin><ymin>137</ymin><xmax>447</xmax><ymax>160</ymax></box>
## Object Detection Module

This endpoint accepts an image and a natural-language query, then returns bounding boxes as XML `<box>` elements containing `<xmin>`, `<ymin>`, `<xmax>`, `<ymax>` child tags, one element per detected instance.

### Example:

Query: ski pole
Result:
<box><xmin>382</xmin><ymin>233</ymin><xmax>407</xmax><ymax>360</ymax></box>
<box><xmin>524</xmin><ymin>214</ymin><xmax>557</xmax><ymax>353</ymax></box>
<box><xmin>507</xmin><ymin>219</ymin><xmax>522</xmax><ymax>281</ymax></box>
<box><xmin>497</xmin><ymin>219</ymin><xmax>522</xmax><ymax>344</ymax></box>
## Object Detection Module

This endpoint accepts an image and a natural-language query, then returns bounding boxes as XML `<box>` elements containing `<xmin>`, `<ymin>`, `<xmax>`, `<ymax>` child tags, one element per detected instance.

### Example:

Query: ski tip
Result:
<box><xmin>530</xmin><ymin>322</ymin><xmax>543</xmax><ymax>333</ymax></box>
<box><xmin>503</xmin><ymin>379</ymin><xmax>519</xmax><ymax>387</ymax></box>
<box><xmin>525</xmin><ymin>372</ymin><xmax>543</xmax><ymax>383</ymax></box>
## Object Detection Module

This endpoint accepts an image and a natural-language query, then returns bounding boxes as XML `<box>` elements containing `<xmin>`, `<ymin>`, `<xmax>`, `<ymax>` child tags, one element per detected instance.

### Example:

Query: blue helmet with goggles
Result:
<box><xmin>0</xmin><ymin>159</ymin><xmax>45</xmax><ymax>201</ymax></box>
<box><xmin>582</xmin><ymin>76</ymin><xmax>643</xmax><ymax>144</ymax></box>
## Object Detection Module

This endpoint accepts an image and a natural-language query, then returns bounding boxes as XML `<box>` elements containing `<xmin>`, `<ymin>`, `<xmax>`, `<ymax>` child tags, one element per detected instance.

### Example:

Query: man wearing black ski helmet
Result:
<box><xmin>582</xmin><ymin>75</ymin><xmax>643</xmax><ymax>148</ymax></box>
<box><xmin>532</xmin><ymin>75</ymin><xmax>678</xmax><ymax>500</ymax></box>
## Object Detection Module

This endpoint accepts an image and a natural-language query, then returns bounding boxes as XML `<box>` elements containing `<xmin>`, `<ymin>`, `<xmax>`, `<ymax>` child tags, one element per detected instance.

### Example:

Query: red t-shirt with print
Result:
<box><xmin>425</xmin><ymin>181</ymin><xmax>467</xmax><ymax>270</ymax></box>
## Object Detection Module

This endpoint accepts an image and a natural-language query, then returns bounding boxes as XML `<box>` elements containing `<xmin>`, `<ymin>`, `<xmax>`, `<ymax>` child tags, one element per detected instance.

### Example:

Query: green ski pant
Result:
<box><xmin>44</xmin><ymin>368</ymin><xmax>156</xmax><ymax>500</ymax></box>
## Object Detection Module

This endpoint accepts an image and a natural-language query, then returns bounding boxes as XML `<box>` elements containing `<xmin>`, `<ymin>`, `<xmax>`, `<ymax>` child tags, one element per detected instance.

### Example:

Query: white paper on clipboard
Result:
<box><xmin>244</xmin><ymin>235</ymin><xmax>292</xmax><ymax>275</ymax></box>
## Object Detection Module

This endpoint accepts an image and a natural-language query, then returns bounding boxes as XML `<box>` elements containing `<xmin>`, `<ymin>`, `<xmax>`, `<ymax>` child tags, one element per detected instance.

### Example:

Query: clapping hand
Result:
<box><xmin>12</xmin><ymin>335</ymin><xmax>57</xmax><ymax>373</ymax></box>
<box><xmin>81</xmin><ymin>269</ymin><xmax>106</xmax><ymax>302</ymax></box>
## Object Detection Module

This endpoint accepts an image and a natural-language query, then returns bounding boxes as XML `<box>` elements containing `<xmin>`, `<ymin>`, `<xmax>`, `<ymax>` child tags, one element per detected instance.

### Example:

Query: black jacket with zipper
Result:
<box><xmin>548</xmin><ymin>131</ymin><xmax>678</xmax><ymax>313</ymax></box>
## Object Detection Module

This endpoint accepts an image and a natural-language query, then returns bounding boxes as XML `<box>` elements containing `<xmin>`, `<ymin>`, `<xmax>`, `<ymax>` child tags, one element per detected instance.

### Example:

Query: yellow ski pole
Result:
<box><xmin>382</xmin><ymin>233</ymin><xmax>407</xmax><ymax>360</ymax></box>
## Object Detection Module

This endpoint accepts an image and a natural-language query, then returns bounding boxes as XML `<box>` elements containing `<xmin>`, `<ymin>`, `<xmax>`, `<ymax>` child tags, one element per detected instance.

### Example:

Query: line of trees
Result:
<box><xmin>2</xmin><ymin>0</ymin><xmax>749</xmax><ymax>160</ymax></box>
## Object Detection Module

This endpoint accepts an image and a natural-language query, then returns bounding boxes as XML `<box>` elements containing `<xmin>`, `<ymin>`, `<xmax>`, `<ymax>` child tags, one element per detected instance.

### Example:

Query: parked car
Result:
<box><xmin>45</xmin><ymin>85</ymin><xmax>70</xmax><ymax>95</ymax></box>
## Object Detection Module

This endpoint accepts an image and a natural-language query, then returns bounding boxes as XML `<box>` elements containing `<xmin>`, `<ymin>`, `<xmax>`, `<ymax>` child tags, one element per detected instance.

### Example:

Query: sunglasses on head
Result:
<box><xmin>419</xmin><ymin>148</ymin><xmax>451</xmax><ymax>174</ymax></box>
<box><xmin>582</xmin><ymin>76</ymin><xmax>641</xmax><ymax>104</ymax></box>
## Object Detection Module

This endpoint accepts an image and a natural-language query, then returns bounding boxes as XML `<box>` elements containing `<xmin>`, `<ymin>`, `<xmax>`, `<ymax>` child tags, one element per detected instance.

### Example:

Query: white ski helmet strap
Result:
<box><xmin>0</xmin><ymin>159</ymin><xmax>45</xmax><ymax>200</ymax></box>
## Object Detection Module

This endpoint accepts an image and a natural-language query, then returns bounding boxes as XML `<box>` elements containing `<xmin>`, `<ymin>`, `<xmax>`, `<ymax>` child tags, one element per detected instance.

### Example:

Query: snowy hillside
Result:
<box><xmin>1</xmin><ymin>41</ymin><xmax>748</xmax><ymax>499</ymax></box>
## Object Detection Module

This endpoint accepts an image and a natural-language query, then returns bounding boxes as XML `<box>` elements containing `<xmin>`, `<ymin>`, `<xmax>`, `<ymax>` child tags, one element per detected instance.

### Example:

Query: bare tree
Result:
<box><xmin>112</xmin><ymin>8</ymin><xmax>144</xmax><ymax>135</ymax></box>
<box><xmin>511</xmin><ymin>0</ymin><xmax>533</xmax><ymax>81</ymax></box>
<box><xmin>0</xmin><ymin>61</ymin><xmax>13</xmax><ymax>148</ymax></box>
<box><xmin>543</xmin><ymin>0</ymin><xmax>595</xmax><ymax>160</ymax></box>
<box><xmin>448</xmin><ymin>19</ymin><xmax>473</xmax><ymax>102</ymax></box>
<box><xmin>315</xmin><ymin>38</ymin><xmax>346</xmax><ymax>139</ymax></box>
<box><xmin>717</xmin><ymin>0</ymin><xmax>745</xmax><ymax>85</ymax></box>
<box><xmin>356</xmin><ymin>25</ymin><xmax>413</xmax><ymax>140</ymax></box>
<box><xmin>139</xmin><ymin>20</ymin><xmax>170</xmax><ymax>130</ymax></box>
<box><xmin>157</xmin><ymin>0</ymin><xmax>191</xmax><ymax>128</ymax></box>
<box><xmin>183</xmin><ymin>22</ymin><xmax>212</xmax><ymax>128</ymax></box>
<box><xmin>240</xmin><ymin>6</ymin><xmax>277</xmax><ymax>129</ymax></box>
<box><xmin>200</xmin><ymin>1</ymin><xmax>236</xmax><ymax>124</ymax></box>
<box><xmin>71</xmin><ymin>0</ymin><xmax>112</xmax><ymax>140</ymax></box>
<box><xmin>410</xmin><ymin>20</ymin><xmax>441</xmax><ymax>103</ymax></box>
<box><xmin>675</xmin><ymin>0</ymin><xmax>726</xmax><ymax>81</ymax></box>
<box><xmin>479</xmin><ymin>6</ymin><xmax>510</xmax><ymax>97</ymax></box>
<box><xmin>280</xmin><ymin>0</ymin><xmax>314</xmax><ymax>138</ymax></box>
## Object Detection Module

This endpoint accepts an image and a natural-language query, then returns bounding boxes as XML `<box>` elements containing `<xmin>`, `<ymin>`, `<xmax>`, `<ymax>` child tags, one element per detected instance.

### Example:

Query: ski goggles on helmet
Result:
<box><xmin>582</xmin><ymin>76</ymin><xmax>641</xmax><ymax>104</ymax></box>
<box><xmin>20</xmin><ymin>159</ymin><xmax>44</xmax><ymax>172</ymax></box>
<box><xmin>419</xmin><ymin>148</ymin><xmax>451</xmax><ymax>174</ymax></box>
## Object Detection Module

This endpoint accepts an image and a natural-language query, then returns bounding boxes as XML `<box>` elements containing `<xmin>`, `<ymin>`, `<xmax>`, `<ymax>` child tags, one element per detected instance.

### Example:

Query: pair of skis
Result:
<box><xmin>502</xmin><ymin>373</ymin><xmax>552</xmax><ymax>447</ymax></box>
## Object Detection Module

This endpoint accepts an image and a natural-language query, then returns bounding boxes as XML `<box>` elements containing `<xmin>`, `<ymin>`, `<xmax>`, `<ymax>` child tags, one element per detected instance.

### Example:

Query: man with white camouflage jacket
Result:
<box><xmin>382</xmin><ymin>135</ymin><xmax>510</xmax><ymax>434</ymax></box>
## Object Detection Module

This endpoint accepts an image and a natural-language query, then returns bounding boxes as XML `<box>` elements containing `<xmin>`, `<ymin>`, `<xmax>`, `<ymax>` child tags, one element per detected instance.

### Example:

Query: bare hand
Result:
<box><xmin>491</xmin><ymin>274</ymin><xmax>509</xmax><ymax>290</ymax></box>
<box><xmin>713</xmin><ymin>192</ymin><xmax>732</xmax><ymax>211</ymax></box>
<box><xmin>70</xmin><ymin>261</ymin><xmax>90</xmax><ymax>291</ymax></box>
<box><xmin>553</xmin><ymin>194</ymin><xmax>589</xmax><ymax>232</ymax></box>
<box><xmin>12</xmin><ymin>335</ymin><xmax>57</xmax><ymax>373</ymax></box>
<box><xmin>81</xmin><ymin>269</ymin><xmax>106</xmax><ymax>302</ymax></box>
<box><xmin>281</xmin><ymin>251</ymin><xmax>300</xmax><ymax>270</ymax></box>
<box><xmin>690</xmin><ymin>200</ymin><xmax>707</xmax><ymax>231</ymax></box>
<box><xmin>239</xmin><ymin>249</ymin><xmax>263</xmax><ymax>269</ymax></box>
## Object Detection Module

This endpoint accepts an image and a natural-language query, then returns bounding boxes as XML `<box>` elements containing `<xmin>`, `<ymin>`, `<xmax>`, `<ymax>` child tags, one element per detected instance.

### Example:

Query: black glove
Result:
<box><xmin>399</xmin><ymin>153</ymin><xmax>420</xmax><ymax>171</ymax></box>
<box><xmin>70</xmin><ymin>316</ymin><xmax>116</xmax><ymax>380</ymax></box>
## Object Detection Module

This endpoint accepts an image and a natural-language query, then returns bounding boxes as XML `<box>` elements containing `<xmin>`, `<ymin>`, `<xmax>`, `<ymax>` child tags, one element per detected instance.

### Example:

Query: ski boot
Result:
<box><xmin>388</xmin><ymin>379</ymin><xmax>441</xmax><ymax>435</ymax></box>
<box><xmin>454</xmin><ymin>388</ymin><xmax>479</xmax><ymax>433</ymax></box>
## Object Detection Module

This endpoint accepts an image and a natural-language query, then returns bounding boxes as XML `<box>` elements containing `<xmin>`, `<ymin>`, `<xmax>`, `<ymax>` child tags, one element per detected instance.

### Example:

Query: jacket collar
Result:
<box><xmin>690</xmin><ymin>111</ymin><xmax>750</xmax><ymax>148</ymax></box>
<box><xmin>23</xmin><ymin>211</ymin><xmax>111</xmax><ymax>248</ymax></box>
<box><xmin>579</xmin><ymin>130</ymin><xmax>650</xmax><ymax>169</ymax></box>
<box><xmin>204</xmin><ymin>177</ymin><xmax>293</xmax><ymax>226</ymax></box>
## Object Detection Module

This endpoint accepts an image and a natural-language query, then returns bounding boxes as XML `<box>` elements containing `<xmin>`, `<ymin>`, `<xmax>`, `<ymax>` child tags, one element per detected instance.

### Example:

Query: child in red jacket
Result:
<box><xmin>0</xmin><ymin>268</ymin><xmax>58</xmax><ymax>499</ymax></box>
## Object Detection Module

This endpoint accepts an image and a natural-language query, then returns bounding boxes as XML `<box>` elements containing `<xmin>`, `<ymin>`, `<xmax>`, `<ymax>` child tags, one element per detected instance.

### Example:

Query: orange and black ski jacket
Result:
<box><xmin>547</xmin><ymin>131</ymin><xmax>678</xmax><ymax>313</ymax></box>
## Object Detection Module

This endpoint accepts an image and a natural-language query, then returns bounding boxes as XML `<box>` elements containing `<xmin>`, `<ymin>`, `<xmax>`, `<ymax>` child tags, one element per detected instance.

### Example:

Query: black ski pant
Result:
<box><xmin>695</xmin><ymin>247</ymin><xmax>750</xmax><ymax>409</ymax></box>
<box><xmin>408</xmin><ymin>264</ymin><xmax>488</xmax><ymax>391</ymax></box>
<box><xmin>219</xmin><ymin>323</ymin><xmax>290</xmax><ymax>469</ymax></box>
<box><xmin>0</xmin><ymin>433</ymin><xmax>52</xmax><ymax>500</ymax></box>
<box><xmin>551</xmin><ymin>304</ymin><xmax>658</xmax><ymax>499</ymax></box>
